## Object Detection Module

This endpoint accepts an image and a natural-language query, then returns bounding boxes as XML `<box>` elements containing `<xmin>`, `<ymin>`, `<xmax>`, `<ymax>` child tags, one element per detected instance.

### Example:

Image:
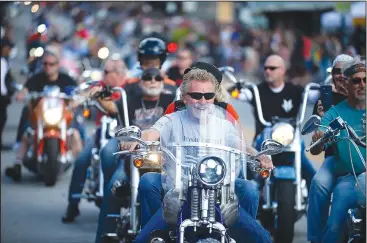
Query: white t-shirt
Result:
<box><xmin>1</xmin><ymin>57</ymin><xmax>9</xmax><ymax>96</ymax></box>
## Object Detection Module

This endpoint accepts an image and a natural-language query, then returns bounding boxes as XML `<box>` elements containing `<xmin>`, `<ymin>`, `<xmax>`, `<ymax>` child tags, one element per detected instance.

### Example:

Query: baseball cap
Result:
<box><xmin>332</xmin><ymin>54</ymin><xmax>353</xmax><ymax>68</ymax></box>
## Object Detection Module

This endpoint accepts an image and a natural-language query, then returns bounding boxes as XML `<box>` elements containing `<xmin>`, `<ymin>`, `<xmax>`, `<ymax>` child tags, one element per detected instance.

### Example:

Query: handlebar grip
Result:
<box><xmin>306</xmin><ymin>137</ymin><xmax>324</xmax><ymax>152</ymax></box>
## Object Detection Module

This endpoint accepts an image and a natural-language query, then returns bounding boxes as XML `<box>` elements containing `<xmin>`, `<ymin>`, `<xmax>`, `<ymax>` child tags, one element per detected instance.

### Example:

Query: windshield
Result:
<box><xmin>157</xmin><ymin>104</ymin><xmax>247</xmax><ymax>224</ymax></box>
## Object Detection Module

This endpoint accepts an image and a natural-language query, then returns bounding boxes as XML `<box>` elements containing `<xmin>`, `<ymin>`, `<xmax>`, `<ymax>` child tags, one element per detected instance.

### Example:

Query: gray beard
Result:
<box><xmin>139</xmin><ymin>83</ymin><xmax>163</xmax><ymax>97</ymax></box>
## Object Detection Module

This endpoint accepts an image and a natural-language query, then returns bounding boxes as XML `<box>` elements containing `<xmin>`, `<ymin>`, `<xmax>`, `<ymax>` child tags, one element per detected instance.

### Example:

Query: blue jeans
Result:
<box><xmin>254</xmin><ymin>134</ymin><xmax>316</xmax><ymax>190</ymax></box>
<box><xmin>100</xmin><ymin>138</ymin><xmax>121</xmax><ymax>191</ymax></box>
<box><xmin>307</xmin><ymin>156</ymin><xmax>358</xmax><ymax>243</ymax></box>
<box><xmin>68</xmin><ymin>136</ymin><xmax>94</xmax><ymax>205</ymax></box>
<box><xmin>135</xmin><ymin>172</ymin><xmax>271</xmax><ymax>243</ymax></box>
<box><xmin>356</xmin><ymin>172</ymin><xmax>366</xmax><ymax>207</ymax></box>
<box><xmin>95</xmin><ymin>138</ymin><xmax>128</xmax><ymax>243</ymax></box>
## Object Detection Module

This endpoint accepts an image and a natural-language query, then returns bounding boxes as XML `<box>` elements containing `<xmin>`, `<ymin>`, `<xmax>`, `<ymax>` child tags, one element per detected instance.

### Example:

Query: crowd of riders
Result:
<box><xmin>1</xmin><ymin>2</ymin><xmax>366</xmax><ymax>243</ymax></box>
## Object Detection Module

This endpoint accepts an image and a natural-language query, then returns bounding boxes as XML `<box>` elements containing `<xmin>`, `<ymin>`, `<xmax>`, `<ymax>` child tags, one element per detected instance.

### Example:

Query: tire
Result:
<box><xmin>42</xmin><ymin>138</ymin><xmax>60</xmax><ymax>187</ymax></box>
<box><xmin>95</xmin><ymin>196</ymin><xmax>103</xmax><ymax>208</ymax></box>
<box><xmin>274</xmin><ymin>180</ymin><xmax>296</xmax><ymax>243</ymax></box>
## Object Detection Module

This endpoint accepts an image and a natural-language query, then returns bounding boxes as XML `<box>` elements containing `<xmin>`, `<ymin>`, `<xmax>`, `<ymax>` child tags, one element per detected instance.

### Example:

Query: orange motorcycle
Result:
<box><xmin>23</xmin><ymin>85</ymin><xmax>81</xmax><ymax>186</ymax></box>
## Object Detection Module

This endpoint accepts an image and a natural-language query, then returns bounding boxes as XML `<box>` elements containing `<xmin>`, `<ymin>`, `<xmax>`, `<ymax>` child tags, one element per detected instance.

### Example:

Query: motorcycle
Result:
<box><xmin>221</xmin><ymin>66</ymin><xmax>320</xmax><ymax>242</ymax></box>
<box><xmin>21</xmin><ymin>85</ymin><xmax>81</xmax><ymax>186</ymax></box>
<box><xmin>302</xmin><ymin>115</ymin><xmax>366</xmax><ymax>243</ymax></box>
<box><xmin>70</xmin><ymin>81</ymin><xmax>121</xmax><ymax>207</ymax></box>
<box><xmin>113</xmin><ymin>105</ymin><xmax>283</xmax><ymax>243</ymax></box>
<box><xmin>74</xmin><ymin>82</ymin><xmax>142</xmax><ymax>243</ymax></box>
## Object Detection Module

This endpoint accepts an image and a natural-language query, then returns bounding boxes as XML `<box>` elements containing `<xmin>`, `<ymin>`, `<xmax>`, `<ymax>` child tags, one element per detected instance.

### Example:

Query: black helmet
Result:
<box><xmin>137</xmin><ymin>37</ymin><xmax>167</xmax><ymax>67</ymax></box>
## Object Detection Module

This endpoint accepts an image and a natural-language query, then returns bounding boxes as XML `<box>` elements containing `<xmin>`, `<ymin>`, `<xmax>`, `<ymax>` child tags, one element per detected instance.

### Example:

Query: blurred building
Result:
<box><xmin>247</xmin><ymin>2</ymin><xmax>336</xmax><ymax>35</ymax></box>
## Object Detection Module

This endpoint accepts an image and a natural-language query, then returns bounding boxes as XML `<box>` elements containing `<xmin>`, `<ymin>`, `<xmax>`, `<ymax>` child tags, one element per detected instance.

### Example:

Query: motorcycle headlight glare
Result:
<box><xmin>197</xmin><ymin>156</ymin><xmax>226</xmax><ymax>186</ymax></box>
<box><xmin>271</xmin><ymin>123</ymin><xmax>295</xmax><ymax>146</ymax></box>
<box><xmin>43</xmin><ymin>108</ymin><xmax>63</xmax><ymax>125</ymax></box>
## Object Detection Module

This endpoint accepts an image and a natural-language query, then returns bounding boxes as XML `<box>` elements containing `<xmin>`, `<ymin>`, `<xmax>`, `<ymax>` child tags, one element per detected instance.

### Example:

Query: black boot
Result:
<box><xmin>61</xmin><ymin>204</ymin><xmax>80</xmax><ymax>223</ymax></box>
<box><xmin>5</xmin><ymin>164</ymin><xmax>22</xmax><ymax>182</ymax></box>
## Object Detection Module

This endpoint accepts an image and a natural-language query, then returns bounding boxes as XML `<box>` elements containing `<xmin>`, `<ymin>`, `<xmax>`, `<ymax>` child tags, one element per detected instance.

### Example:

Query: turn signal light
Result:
<box><xmin>231</xmin><ymin>89</ymin><xmax>239</xmax><ymax>99</ymax></box>
<box><xmin>260</xmin><ymin>169</ymin><xmax>270</xmax><ymax>179</ymax></box>
<box><xmin>133</xmin><ymin>158</ymin><xmax>144</xmax><ymax>168</ymax></box>
<box><xmin>83</xmin><ymin>109</ymin><xmax>90</xmax><ymax>118</ymax></box>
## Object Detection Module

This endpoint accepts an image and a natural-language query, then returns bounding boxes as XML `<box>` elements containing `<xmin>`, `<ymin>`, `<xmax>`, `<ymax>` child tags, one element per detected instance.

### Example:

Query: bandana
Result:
<box><xmin>344</xmin><ymin>63</ymin><xmax>366</xmax><ymax>77</ymax></box>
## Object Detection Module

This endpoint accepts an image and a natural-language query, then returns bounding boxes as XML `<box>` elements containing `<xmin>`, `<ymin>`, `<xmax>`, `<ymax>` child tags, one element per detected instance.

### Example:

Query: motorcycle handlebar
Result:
<box><xmin>243</xmin><ymin>82</ymin><xmax>320</xmax><ymax>127</ymax></box>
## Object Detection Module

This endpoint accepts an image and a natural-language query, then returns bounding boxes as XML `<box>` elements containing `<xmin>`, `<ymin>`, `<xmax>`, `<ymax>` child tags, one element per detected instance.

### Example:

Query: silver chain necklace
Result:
<box><xmin>141</xmin><ymin>98</ymin><xmax>160</xmax><ymax>116</ymax></box>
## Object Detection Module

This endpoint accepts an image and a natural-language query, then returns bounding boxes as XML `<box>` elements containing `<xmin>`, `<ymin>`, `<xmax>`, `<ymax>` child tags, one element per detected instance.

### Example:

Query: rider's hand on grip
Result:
<box><xmin>119</xmin><ymin>141</ymin><xmax>140</xmax><ymax>152</ymax></box>
<box><xmin>88</xmin><ymin>86</ymin><xmax>103</xmax><ymax>99</ymax></box>
<box><xmin>316</xmin><ymin>100</ymin><xmax>326</xmax><ymax>117</ymax></box>
<box><xmin>257</xmin><ymin>154</ymin><xmax>274</xmax><ymax>170</ymax></box>
<box><xmin>312</xmin><ymin>130</ymin><xmax>325</xmax><ymax>143</ymax></box>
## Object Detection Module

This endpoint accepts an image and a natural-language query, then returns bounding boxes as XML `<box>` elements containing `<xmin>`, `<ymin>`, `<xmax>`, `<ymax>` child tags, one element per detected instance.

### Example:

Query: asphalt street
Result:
<box><xmin>1</xmin><ymin>99</ymin><xmax>319</xmax><ymax>243</ymax></box>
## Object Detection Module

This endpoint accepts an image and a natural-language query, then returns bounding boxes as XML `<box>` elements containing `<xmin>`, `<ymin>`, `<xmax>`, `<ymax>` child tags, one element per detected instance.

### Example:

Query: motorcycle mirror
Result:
<box><xmin>218</xmin><ymin>66</ymin><xmax>235</xmax><ymax>73</ymax></box>
<box><xmin>301</xmin><ymin>115</ymin><xmax>321</xmax><ymax>135</ymax></box>
<box><xmin>115</xmin><ymin>126</ymin><xmax>142</xmax><ymax>139</ymax></box>
<box><xmin>326</xmin><ymin>67</ymin><xmax>332</xmax><ymax>74</ymax></box>
<box><xmin>76</xmin><ymin>80</ymin><xmax>101</xmax><ymax>92</ymax></box>
<box><xmin>260</xmin><ymin>139</ymin><xmax>284</xmax><ymax>155</ymax></box>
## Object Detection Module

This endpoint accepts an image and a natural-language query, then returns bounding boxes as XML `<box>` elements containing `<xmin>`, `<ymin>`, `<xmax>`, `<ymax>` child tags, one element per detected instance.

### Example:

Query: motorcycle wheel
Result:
<box><xmin>274</xmin><ymin>180</ymin><xmax>296</xmax><ymax>243</ymax></box>
<box><xmin>42</xmin><ymin>138</ymin><xmax>60</xmax><ymax>187</ymax></box>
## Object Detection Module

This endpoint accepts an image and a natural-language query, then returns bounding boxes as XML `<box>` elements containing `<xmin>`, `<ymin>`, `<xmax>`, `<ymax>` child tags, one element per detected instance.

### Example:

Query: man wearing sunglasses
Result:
<box><xmin>93</xmin><ymin>67</ymin><xmax>175</xmax><ymax>243</ymax></box>
<box><xmin>313</xmin><ymin>54</ymin><xmax>353</xmax><ymax>117</ymax></box>
<box><xmin>249</xmin><ymin>55</ymin><xmax>316</xmax><ymax>192</ymax></box>
<box><xmin>124</xmin><ymin>37</ymin><xmax>176</xmax><ymax>96</ymax></box>
<box><xmin>307</xmin><ymin>54</ymin><xmax>355</xmax><ymax>242</ymax></box>
<box><xmin>5</xmin><ymin>50</ymin><xmax>83</xmax><ymax>182</ymax></box>
<box><xmin>120</xmin><ymin>62</ymin><xmax>274</xmax><ymax>243</ymax></box>
<box><xmin>62</xmin><ymin>57</ymin><xmax>128</xmax><ymax>223</ymax></box>
<box><xmin>307</xmin><ymin>57</ymin><xmax>366</xmax><ymax>243</ymax></box>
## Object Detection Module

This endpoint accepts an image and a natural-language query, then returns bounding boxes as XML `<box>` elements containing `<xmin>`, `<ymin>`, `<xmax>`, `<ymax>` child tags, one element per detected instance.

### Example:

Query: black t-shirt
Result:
<box><xmin>250</xmin><ymin>82</ymin><xmax>304</xmax><ymax>137</ymax></box>
<box><xmin>166</xmin><ymin>66</ymin><xmax>183</xmax><ymax>86</ymax></box>
<box><xmin>115</xmin><ymin>93</ymin><xmax>175</xmax><ymax>129</ymax></box>
<box><xmin>25</xmin><ymin>72</ymin><xmax>77</xmax><ymax>93</ymax></box>
<box><xmin>312</xmin><ymin>91</ymin><xmax>347</xmax><ymax>158</ymax></box>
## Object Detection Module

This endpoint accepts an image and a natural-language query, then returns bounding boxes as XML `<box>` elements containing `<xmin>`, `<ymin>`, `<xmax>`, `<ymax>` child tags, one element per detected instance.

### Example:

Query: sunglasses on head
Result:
<box><xmin>332</xmin><ymin>68</ymin><xmax>342</xmax><ymax>75</ymax></box>
<box><xmin>43</xmin><ymin>62</ymin><xmax>57</xmax><ymax>67</ymax></box>
<box><xmin>187</xmin><ymin>92</ymin><xmax>215</xmax><ymax>100</ymax></box>
<box><xmin>264</xmin><ymin>66</ymin><xmax>279</xmax><ymax>71</ymax></box>
<box><xmin>351</xmin><ymin>77</ymin><xmax>366</xmax><ymax>85</ymax></box>
<box><xmin>141</xmin><ymin>74</ymin><xmax>163</xmax><ymax>82</ymax></box>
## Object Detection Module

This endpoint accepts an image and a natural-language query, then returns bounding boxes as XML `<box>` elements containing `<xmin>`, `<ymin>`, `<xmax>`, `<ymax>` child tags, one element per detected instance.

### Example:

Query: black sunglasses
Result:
<box><xmin>187</xmin><ymin>92</ymin><xmax>215</xmax><ymax>100</ymax></box>
<box><xmin>332</xmin><ymin>68</ymin><xmax>342</xmax><ymax>75</ymax></box>
<box><xmin>264</xmin><ymin>66</ymin><xmax>279</xmax><ymax>71</ymax></box>
<box><xmin>141</xmin><ymin>74</ymin><xmax>163</xmax><ymax>82</ymax></box>
<box><xmin>351</xmin><ymin>77</ymin><xmax>366</xmax><ymax>85</ymax></box>
<box><xmin>43</xmin><ymin>62</ymin><xmax>57</xmax><ymax>66</ymax></box>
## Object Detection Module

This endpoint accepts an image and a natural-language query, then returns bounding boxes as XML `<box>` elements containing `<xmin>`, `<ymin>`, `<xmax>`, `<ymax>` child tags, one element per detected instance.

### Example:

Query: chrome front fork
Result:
<box><xmin>130</xmin><ymin>156</ymin><xmax>139</xmax><ymax>234</ymax></box>
<box><xmin>293</xmin><ymin>129</ymin><xmax>305</xmax><ymax>211</ymax></box>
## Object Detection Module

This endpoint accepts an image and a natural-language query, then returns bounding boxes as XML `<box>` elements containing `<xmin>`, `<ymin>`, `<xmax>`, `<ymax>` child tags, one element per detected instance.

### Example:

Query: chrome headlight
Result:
<box><xmin>43</xmin><ymin>108</ymin><xmax>63</xmax><ymax>125</ymax></box>
<box><xmin>197</xmin><ymin>156</ymin><xmax>226</xmax><ymax>186</ymax></box>
<box><xmin>108</xmin><ymin>119</ymin><xmax>118</xmax><ymax>137</ymax></box>
<box><xmin>271</xmin><ymin>123</ymin><xmax>295</xmax><ymax>146</ymax></box>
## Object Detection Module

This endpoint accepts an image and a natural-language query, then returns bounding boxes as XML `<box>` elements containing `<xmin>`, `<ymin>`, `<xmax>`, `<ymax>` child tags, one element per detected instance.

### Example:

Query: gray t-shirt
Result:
<box><xmin>151</xmin><ymin>109</ymin><xmax>240</xmax><ymax>148</ymax></box>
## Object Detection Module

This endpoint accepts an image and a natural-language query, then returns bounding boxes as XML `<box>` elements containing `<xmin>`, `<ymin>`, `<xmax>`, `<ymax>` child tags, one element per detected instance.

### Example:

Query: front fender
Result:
<box><xmin>38</xmin><ymin>130</ymin><xmax>66</xmax><ymax>157</ymax></box>
<box><xmin>272</xmin><ymin>166</ymin><xmax>295</xmax><ymax>180</ymax></box>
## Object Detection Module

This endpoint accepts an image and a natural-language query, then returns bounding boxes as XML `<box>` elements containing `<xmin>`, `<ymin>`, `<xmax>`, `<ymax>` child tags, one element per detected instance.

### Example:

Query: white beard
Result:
<box><xmin>139</xmin><ymin>82</ymin><xmax>164</xmax><ymax>96</ymax></box>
